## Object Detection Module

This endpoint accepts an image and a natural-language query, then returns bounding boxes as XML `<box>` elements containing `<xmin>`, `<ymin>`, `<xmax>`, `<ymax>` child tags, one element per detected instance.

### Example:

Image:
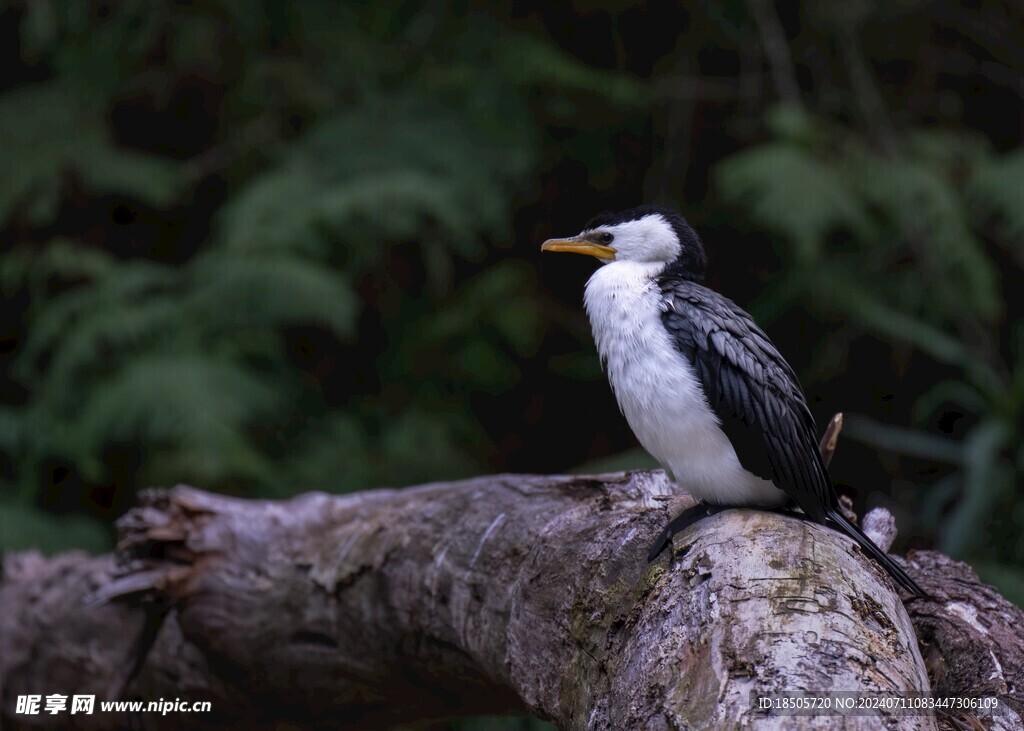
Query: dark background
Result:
<box><xmin>1</xmin><ymin>0</ymin><xmax>1022</xmax><ymax>674</ymax></box>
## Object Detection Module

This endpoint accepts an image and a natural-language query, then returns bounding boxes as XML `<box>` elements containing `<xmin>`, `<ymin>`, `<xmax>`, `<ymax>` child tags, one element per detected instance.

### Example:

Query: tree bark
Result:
<box><xmin>2</xmin><ymin>471</ymin><xmax>1022</xmax><ymax>730</ymax></box>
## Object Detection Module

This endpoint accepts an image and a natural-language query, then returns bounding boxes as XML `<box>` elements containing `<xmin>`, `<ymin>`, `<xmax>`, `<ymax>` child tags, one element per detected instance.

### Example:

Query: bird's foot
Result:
<box><xmin>776</xmin><ymin>500</ymin><xmax>806</xmax><ymax>521</ymax></box>
<box><xmin>647</xmin><ymin>503</ymin><xmax>730</xmax><ymax>562</ymax></box>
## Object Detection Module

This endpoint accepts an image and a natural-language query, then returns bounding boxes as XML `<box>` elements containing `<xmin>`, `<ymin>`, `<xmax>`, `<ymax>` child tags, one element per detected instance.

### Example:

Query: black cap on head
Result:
<box><xmin>585</xmin><ymin>205</ymin><xmax>707</xmax><ymax>280</ymax></box>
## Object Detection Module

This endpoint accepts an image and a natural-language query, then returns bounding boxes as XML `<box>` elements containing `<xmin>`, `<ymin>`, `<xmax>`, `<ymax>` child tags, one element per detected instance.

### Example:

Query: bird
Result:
<box><xmin>541</xmin><ymin>204</ymin><xmax>924</xmax><ymax>597</ymax></box>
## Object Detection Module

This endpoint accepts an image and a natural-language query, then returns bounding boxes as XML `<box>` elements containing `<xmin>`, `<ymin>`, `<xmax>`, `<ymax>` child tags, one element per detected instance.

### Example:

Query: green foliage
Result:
<box><xmin>492</xmin><ymin>33</ymin><xmax>651</xmax><ymax>110</ymax></box>
<box><xmin>716</xmin><ymin>109</ymin><xmax>1000</xmax><ymax>325</ymax></box>
<box><xmin>0</xmin><ymin>84</ymin><xmax>183</xmax><ymax>226</ymax></box>
<box><xmin>716</xmin><ymin>143</ymin><xmax>870</xmax><ymax>262</ymax></box>
<box><xmin>218</xmin><ymin>93</ymin><xmax>534</xmax><ymax>288</ymax></box>
<box><xmin>967</xmin><ymin>148</ymin><xmax>1024</xmax><ymax>259</ymax></box>
<box><xmin>714</xmin><ymin>109</ymin><xmax>1023</xmax><ymax>579</ymax></box>
<box><xmin>1</xmin><ymin>1</ymin><xmax>596</xmax><ymax>537</ymax></box>
<box><xmin>6</xmin><ymin>241</ymin><xmax>360</xmax><ymax>492</ymax></box>
<box><xmin>4</xmin><ymin>118</ymin><xmax>534</xmax><ymax>498</ymax></box>
<box><xmin>852</xmin><ymin>155</ymin><xmax>999</xmax><ymax>320</ymax></box>
<box><xmin>1</xmin><ymin>0</ymin><xmax>1020</xmax><ymax>615</ymax></box>
<box><xmin>974</xmin><ymin>562</ymin><xmax>1024</xmax><ymax>613</ymax></box>
<box><xmin>0</xmin><ymin>503</ymin><xmax>111</xmax><ymax>555</ymax></box>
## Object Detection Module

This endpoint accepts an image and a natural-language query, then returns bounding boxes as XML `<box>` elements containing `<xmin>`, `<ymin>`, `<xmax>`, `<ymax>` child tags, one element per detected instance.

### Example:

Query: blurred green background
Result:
<box><xmin>1</xmin><ymin>0</ymin><xmax>1022</xmax><ymax>627</ymax></box>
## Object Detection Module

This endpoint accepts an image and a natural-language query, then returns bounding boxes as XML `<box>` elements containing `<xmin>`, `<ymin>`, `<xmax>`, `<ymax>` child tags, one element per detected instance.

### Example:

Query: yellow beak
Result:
<box><xmin>540</xmin><ymin>237</ymin><xmax>616</xmax><ymax>261</ymax></box>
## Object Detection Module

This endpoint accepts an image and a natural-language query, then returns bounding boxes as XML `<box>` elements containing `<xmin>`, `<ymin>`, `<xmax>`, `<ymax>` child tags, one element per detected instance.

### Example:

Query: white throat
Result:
<box><xmin>583</xmin><ymin>261</ymin><xmax>666</xmax><ymax>364</ymax></box>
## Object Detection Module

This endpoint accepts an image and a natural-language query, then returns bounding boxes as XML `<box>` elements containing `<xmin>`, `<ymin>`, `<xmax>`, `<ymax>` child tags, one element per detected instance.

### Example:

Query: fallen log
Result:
<box><xmin>3</xmin><ymin>469</ymin><xmax>1022</xmax><ymax>729</ymax></box>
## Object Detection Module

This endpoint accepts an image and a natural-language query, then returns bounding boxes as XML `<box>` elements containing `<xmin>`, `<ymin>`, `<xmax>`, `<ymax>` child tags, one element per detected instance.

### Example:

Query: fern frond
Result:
<box><xmin>0</xmin><ymin>238</ymin><xmax>118</xmax><ymax>298</ymax></box>
<box><xmin>0</xmin><ymin>503</ymin><xmax>110</xmax><ymax>554</ymax></box>
<box><xmin>316</xmin><ymin>170</ymin><xmax>479</xmax><ymax>254</ymax></box>
<box><xmin>144</xmin><ymin>437</ymin><xmax>281</xmax><ymax>494</ymax></box>
<box><xmin>281</xmin><ymin>412</ymin><xmax>372</xmax><ymax>493</ymax></box>
<box><xmin>804</xmin><ymin>266</ymin><xmax>1004</xmax><ymax>396</ymax></box>
<box><xmin>852</xmin><ymin>157</ymin><xmax>1000</xmax><ymax>319</ymax></box>
<box><xmin>0</xmin><ymin>407</ymin><xmax>25</xmax><ymax>455</ymax></box>
<box><xmin>0</xmin><ymin>83</ymin><xmax>183</xmax><ymax>225</ymax></box>
<box><xmin>217</xmin><ymin>170</ymin><xmax>324</xmax><ymax>258</ymax></box>
<box><xmin>31</xmin><ymin>296</ymin><xmax>183</xmax><ymax>412</ymax></box>
<box><xmin>17</xmin><ymin>261</ymin><xmax>179</xmax><ymax>381</ymax></box>
<box><xmin>715</xmin><ymin>143</ymin><xmax>870</xmax><ymax>261</ymax></box>
<box><xmin>967</xmin><ymin>147</ymin><xmax>1024</xmax><ymax>254</ymax></box>
<box><xmin>904</xmin><ymin>128</ymin><xmax>992</xmax><ymax>168</ymax></box>
<box><xmin>422</xmin><ymin>261</ymin><xmax>540</xmax><ymax>352</ymax></box>
<box><xmin>217</xmin><ymin>94</ymin><xmax>524</xmax><ymax>282</ymax></box>
<box><xmin>940</xmin><ymin>422</ymin><xmax>1015</xmax><ymax>558</ymax></box>
<box><xmin>186</xmin><ymin>254</ymin><xmax>359</xmax><ymax>341</ymax></box>
<box><xmin>378</xmin><ymin>409</ymin><xmax>477</xmax><ymax>485</ymax></box>
<box><xmin>69</xmin><ymin>355</ymin><xmax>287</xmax><ymax>457</ymax></box>
<box><xmin>493</xmin><ymin>34</ymin><xmax>650</xmax><ymax>107</ymax></box>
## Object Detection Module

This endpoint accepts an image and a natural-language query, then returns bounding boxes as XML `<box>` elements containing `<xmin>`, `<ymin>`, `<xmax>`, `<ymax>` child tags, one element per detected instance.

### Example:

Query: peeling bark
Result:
<box><xmin>1</xmin><ymin>471</ymin><xmax>1021</xmax><ymax>730</ymax></box>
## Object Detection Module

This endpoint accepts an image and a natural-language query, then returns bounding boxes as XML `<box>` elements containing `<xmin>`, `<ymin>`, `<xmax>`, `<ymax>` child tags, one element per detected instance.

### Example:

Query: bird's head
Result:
<box><xmin>541</xmin><ymin>205</ymin><xmax>707</xmax><ymax>279</ymax></box>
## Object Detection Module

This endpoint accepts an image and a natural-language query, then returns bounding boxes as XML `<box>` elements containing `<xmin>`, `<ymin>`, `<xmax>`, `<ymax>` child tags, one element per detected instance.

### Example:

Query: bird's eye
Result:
<box><xmin>597</xmin><ymin>232</ymin><xmax>614</xmax><ymax>244</ymax></box>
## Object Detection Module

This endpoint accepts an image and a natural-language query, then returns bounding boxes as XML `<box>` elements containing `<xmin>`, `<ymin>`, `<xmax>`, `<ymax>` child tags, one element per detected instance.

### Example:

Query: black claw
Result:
<box><xmin>647</xmin><ymin>528</ymin><xmax>673</xmax><ymax>562</ymax></box>
<box><xmin>647</xmin><ymin>503</ymin><xmax>729</xmax><ymax>562</ymax></box>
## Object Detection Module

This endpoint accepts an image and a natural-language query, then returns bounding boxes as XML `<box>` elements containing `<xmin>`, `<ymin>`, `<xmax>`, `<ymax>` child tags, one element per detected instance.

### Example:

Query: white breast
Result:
<box><xmin>583</xmin><ymin>262</ymin><xmax>786</xmax><ymax>507</ymax></box>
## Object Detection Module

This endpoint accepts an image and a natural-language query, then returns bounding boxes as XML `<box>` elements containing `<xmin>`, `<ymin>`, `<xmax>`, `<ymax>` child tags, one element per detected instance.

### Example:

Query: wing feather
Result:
<box><xmin>659</xmin><ymin>278</ymin><xmax>831</xmax><ymax>521</ymax></box>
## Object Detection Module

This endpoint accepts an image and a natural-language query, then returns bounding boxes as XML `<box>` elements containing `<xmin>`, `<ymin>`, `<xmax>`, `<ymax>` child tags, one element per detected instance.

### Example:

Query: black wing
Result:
<box><xmin>658</xmin><ymin>277</ymin><xmax>926</xmax><ymax>596</ymax></box>
<box><xmin>658</xmin><ymin>278</ymin><xmax>832</xmax><ymax>521</ymax></box>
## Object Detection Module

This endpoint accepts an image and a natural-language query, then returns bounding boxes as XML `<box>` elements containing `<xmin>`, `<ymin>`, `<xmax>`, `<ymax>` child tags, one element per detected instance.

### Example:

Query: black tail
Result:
<box><xmin>827</xmin><ymin>509</ymin><xmax>926</xmax><ymax>598</ymax></box>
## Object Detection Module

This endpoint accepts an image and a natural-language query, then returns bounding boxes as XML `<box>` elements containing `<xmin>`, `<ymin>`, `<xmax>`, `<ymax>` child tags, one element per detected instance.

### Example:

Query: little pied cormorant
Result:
<box><xmin>542</xmin><ymin>205</ymin><xmax>924</xmax><ymax>597</ymax></box>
